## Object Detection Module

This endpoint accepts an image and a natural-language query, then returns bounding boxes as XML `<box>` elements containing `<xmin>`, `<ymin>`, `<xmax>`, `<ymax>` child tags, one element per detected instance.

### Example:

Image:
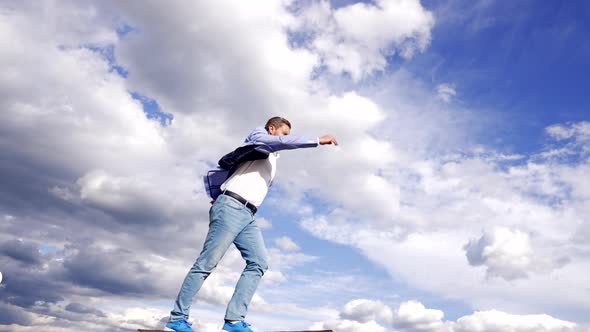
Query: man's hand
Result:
<box><xmin>319</xmin><ymin>134</ymin><xmax>338</xmax><ymax>146</ymax></box>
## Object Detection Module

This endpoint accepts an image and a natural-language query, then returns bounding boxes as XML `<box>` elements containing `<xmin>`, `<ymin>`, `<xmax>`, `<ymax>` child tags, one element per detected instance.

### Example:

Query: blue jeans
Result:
<box><xmin>169</xmin><ymin>194</ymin><xmax>269</xmax><ymax>321</ymax></box>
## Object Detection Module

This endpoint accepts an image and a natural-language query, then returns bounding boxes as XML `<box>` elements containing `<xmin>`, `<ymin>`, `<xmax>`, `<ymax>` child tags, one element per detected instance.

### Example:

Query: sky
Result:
<box><xmin>0</xmin><ymin>1</ymin><xmax>589</xmax><ymax>332</ymax></box>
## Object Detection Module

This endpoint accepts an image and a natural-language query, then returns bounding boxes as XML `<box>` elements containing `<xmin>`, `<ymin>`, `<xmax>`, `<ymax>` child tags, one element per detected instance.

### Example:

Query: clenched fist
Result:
<box><xmin>319</xmin><ymin>135</ymin><xmax>338</xmax><ymax>146</ymax></box>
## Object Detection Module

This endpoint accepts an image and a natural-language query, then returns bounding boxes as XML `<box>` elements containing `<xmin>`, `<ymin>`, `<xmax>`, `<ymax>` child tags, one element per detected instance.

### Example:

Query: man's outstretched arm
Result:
<box><xmin>247</xmin><ymin>127</ymin><xmax>338</xmax><ymax>152</ymax></box>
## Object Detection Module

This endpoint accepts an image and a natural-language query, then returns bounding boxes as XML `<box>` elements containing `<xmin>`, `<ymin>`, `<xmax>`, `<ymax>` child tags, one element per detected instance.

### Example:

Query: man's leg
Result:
<box><xmin>224</xmin><ymin>219</ymin><xmax>268</xmax><ymax>321</ymax></box>
<box><xmin>170</xmin><ymin>198</ymin><xmax>252</xmax><ymax>322</ymax></box>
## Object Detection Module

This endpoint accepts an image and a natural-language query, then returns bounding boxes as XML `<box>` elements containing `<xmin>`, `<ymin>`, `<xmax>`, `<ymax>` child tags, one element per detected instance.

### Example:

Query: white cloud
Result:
<box><xmin>546</xmin><ymin>124</ymin><xmax>575</xmax><ymax>141</ymax></box>
<box><xmin>274</xmin><ymin>236</ymin><xmax>300</xmax><ymax>252</ymax></box>
<box><xmin>112</xmin><ymin>0</ymin><xmax>317</xmax><ymax>119</ymax></box>
<box><xmin>293</xmin><ymin>0</ymin><xmax>435</xmax><ymax>81</ymax></box>
<box><xmin>313</xmin><ymin>299</ymin><xmax>582</xmax><ymax>332</ymax></box>
<box><xmin>545</xmin><ymin>122</ymin><xmax>590</xmax><ymax>142</ymax></box>
<box><xmin>262</xmin><ymin>270</ymin><xmax>287</xmax><ymax>284</ymax></box>
<box><xmin>436</xmin><ymin>83</ymin><xmax>457</xmax><ymax>103</ymax></box>
<box><xmin>276</xmin><ymin>93</ymin><xmax>401</xmax><ymax>221</ymax></box>
<box><xmin>78</xmin><ymin>170</ymin><xmax>170</xmax><ymax>219</ymax></box>
<box><xmin>267</xmin><ymin>248</ymin><xmax>318</xmax><ymax>272</ymax></box>
<box><xmin>341</xmin><ymin>299</ymin><xmax>393</xmax><ymax>324</ymax></box>
<box><xmin>301</xmin><ymin>181</ymin><xmax>588</xmax><ymax>321</ymax></box>
<box><xmin>394</xmin><ymin>301</ymin><xmax>450</xmax><ymax>332</ymax></box>
<box><xmin>464</xmin><ymin>227</ymin><xmax>541</xmax><ymax>280</ymax></box>
<box><xmin>311</xmin><ymin>300</ymin><xmax>392</xmax><ymax>332</ymax></box>
<box><xmin>196</xmin><ymin>271</ymin><xmax>266</xmax><ymax>308</ymax></box>
<box><xmin>455</xmin><ymin>310</ymin><xmax>578</xmax><ymax>332</ymax></box>
<box><xmin>256</xmin><ymin>217</ymin><xmax>273</xmax><ymax>230</ymax></box>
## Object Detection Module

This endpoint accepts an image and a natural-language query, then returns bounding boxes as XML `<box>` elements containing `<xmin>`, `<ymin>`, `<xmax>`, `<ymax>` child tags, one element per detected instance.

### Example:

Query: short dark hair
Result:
<box><xmin>265</xmin><ymin>116</ymin><xmax>291</xmax><ymax>131</ymax></box>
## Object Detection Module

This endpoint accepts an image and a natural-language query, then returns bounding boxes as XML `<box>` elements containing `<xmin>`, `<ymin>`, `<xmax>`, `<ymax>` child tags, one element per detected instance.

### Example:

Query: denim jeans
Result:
<box><xmin>169</xmin><ymin>194</ymin><xmax>269</xmax><ymax>322</ymax></box>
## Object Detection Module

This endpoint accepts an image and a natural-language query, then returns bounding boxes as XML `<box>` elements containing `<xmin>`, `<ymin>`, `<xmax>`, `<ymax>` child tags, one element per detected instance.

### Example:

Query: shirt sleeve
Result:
<box><xmin>247</xmin><ymin>128</ymin><xmax>319</xmax><ymax>152</ymax></box>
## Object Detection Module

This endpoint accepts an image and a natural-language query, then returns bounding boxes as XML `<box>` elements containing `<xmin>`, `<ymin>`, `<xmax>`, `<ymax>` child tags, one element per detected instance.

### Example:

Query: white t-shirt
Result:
<box><xmin>220</xmin><ymin>152</ymin><xmax>279</xmax><ymax>207</ymax></box>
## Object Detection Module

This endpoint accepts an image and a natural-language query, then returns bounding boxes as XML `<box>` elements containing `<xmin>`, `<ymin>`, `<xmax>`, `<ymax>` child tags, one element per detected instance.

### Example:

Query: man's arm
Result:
<box><xmin>247</xmin><ymin>127</ymin><xmax>319</xmax><ymax>152</ymax></box>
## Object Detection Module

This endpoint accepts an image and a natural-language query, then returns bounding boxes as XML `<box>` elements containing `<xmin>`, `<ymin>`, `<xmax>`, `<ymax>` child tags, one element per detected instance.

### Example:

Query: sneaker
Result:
<box><xmin>166</xmin><ymin>319</ymin><xmax>194</xmax><ymax>332</ymax></box>
<box><xmin>221</xmin><ymin>320</ymin><xmax>254</xmax><ymax>332</ymax></box>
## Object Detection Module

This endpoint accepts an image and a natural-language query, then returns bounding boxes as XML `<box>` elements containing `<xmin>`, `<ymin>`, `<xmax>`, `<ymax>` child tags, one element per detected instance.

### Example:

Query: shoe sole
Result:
<box><xmin>163</xmin><ymin>327</ymin><xmax>193</xmax><ymax>332</ymax></box>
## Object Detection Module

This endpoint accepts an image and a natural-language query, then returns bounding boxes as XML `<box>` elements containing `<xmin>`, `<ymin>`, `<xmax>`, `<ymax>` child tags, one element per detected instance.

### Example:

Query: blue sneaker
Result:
<box><xmin>165</xmin><ymin>319</ymin><xmax>194</xmax><ymax>332</ymax></box>
<box><xmin>222</xmin><ymin>320</ymin><xmax>254</xmax><ymax>332</ymax></box>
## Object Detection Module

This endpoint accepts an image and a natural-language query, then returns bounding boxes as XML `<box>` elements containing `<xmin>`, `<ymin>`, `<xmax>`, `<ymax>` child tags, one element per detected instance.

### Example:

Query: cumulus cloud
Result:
<box><xmin>76</xmin><ymin>169</ymin><xmax>186</xmax><ymax>225</ymax></box>
<box><xmin>341</xmin><ymin>299</ymin><xmax>393</xmax><ymax>324</ymax></box>
<box><xmin>292</xmin><ymin>0</ymin><xmax>435</xmax><ymax>81</ymax></box>
<box><xmin>311</xmin><ymin>299</ymin><xmax>392</xmax><ymax>332</ymax></box>
<box><xmin>464</xmin><ymin>227</ymin><xmax>538</xmax><ymax>280</ymax></box>
<box><xmin>313</xmin><ymin>299</ymin><xmax>582</xmax><ymax>332</ymax></box>
<box><xmin>394</xmin><ymin>301</ymin><xmax>450</xmax><ymax>332</ymax></box>
<box><xmin>455</xmin><ymin>310</ymin><xmax>578</xmax><ymax>332</ymax></box>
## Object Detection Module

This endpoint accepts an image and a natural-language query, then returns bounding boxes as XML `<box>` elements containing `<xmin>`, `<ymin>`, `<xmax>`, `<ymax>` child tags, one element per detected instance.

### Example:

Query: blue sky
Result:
<box><xmin>1</xmin><ymin>1</ymin><xmax>589</xmax><ymax>332</ymax></box>
<box><xmin>417</xmin><ymin>1</ymin><xmax>590</xmax><ymax>152</ymax></box>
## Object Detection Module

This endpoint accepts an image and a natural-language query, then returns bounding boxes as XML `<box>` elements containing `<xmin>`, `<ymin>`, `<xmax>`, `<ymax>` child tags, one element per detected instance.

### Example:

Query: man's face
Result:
<box><xmin>269</xmin><ymin>124</ymin><xmax>291</xmax><ymax>136</ymax></box>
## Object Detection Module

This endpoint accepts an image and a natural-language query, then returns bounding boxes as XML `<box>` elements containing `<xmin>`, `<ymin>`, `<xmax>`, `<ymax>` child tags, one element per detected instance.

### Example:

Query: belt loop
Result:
<box><xmin>245</xmin><ymin>200</ymin><xmax>253</xmax><ymax>215</ymax></box>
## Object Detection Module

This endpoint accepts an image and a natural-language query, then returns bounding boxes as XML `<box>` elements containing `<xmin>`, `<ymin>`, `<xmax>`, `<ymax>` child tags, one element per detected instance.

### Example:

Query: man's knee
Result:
<box><xmin>246</xmin><ymin>258</ymin><xmax>268</xmax><ymax>275</ymax></box>
<box><xmin>192</xmin><ymin>257</ymin><xmax>218</xmax><ymax>274</ymax></box>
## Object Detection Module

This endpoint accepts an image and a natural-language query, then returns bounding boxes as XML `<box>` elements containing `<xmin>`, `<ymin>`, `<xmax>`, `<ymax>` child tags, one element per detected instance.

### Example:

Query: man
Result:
<box><xmin>166</xmin><ymin>117</ymin><xmax>338</xmax><ymax>332</ymax></box>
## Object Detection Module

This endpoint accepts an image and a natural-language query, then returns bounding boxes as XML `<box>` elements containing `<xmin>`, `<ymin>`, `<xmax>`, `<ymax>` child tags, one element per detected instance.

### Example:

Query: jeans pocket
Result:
<box><xmin>224</xmin><ymin>197</ymin><xmax>245</xmax><ymax>211</ymax></box>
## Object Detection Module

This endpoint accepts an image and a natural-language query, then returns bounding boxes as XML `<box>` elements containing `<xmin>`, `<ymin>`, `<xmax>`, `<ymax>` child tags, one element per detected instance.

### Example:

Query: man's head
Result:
<box><xmin>265</xmin><ymin>116</ymin><xmax>291</xmax><ymax>136</ymax></box>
